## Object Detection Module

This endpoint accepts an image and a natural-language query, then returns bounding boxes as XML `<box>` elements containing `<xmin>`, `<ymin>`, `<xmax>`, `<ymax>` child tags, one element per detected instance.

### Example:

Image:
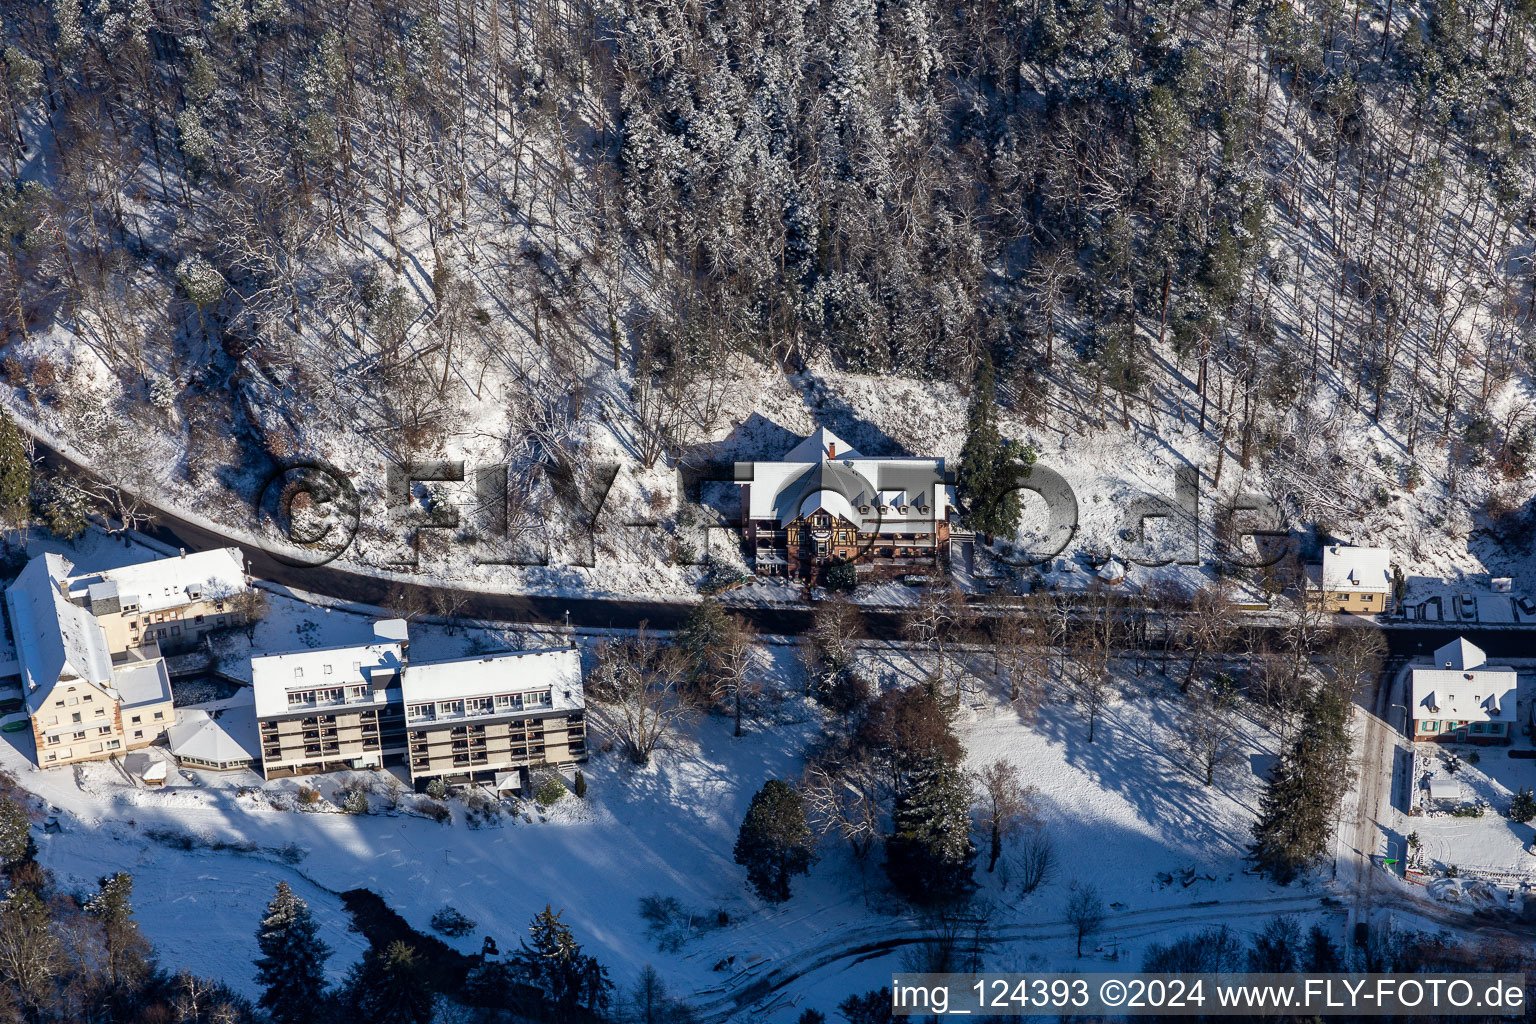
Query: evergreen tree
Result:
<box><xmin>1247</xmin><ymin>916</ymin><xmax>1300</xmax><ymax>972</ymax></box>
<box><xmin>884</xmin><ymin>755</ymin><xmax>977</xmax><ymax>904</ymax></box>
<box><xmin>343</xmin><ymin>941</ymin><xmax>435</xmax><ymax>1024</ymax></box>
<box><xmin>514</xmin><ymin>905</ymin><xmax>612</xmax><ymax>1021</ymax></box>
<box><xmin>837</xmin><ymin>988</ymin><xmax>894</xmax><ymax>1024</ymax></box>
<box><xmin>573</xmin><ymin>769</ymin><xmax>588</xmax><ymax>798</ymax></box>
<box><xmin>733</xmin><ymin>779</ymin><xmax>816</xmax><ymax>903</ymax></box>
<box><xmin>1250</xmin><ymin>688</ymin><xmax>1352</xmax><ymax>883</ymax></box>
<box><xmin>0</xmin><ymin>795</ymin><xmax>29</xmax><ymax>865</ymax></box>
<box><xmin>1304</xmin><ymin>923</ymin><xmax>1341</xmax><ymax>972</ymax></box>
<box><xmin>0</xmin><ymin>409</ymin><xmax>29</xmax><ymax>522</ymax></box>
<box><xmin>254</xmin><ymin>881</ymin><xmax>331</xmax><ymax>1024</ymax></box>
<box><xmin>1509</xmin><ymin>787</ymin><xmax>1535</xmax><ymax>823</ymax></box>
<box><xmin>956</xmin><ymin>357</ymin><xmax>1035</xmax><ymax>542</ymax></box>
<box><xmin>86</xmin><ymin>872</ymin><xmax>152</xmax><ymax>991</ymax></box>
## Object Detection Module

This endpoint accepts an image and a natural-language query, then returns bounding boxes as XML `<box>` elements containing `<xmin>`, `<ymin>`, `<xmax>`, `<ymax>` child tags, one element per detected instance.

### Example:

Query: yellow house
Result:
<box><xmin>64</xmin><ymin>548</ymin><xmax>248</xmax><ymax>653</ymax></box>
<box><xmin>4</xmin><ymin>554</ymin><xmax>176</xmax><ymax>767</ymax></box>
<box><xmin>1305</xmin><ymin>544</ymin><xmax>1394</xmax><ymax>614</ymax></box>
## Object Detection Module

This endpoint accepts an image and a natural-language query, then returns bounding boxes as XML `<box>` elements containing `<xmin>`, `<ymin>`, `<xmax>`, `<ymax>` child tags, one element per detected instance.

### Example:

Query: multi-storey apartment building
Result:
<box><xmin>251</xmin><ymin>622</ymin><xmax>586</xmax><ymax>789</ymax></box>
<box><xmin>403</xmin><ymin>648</ymin><xmax>585</xmax><ymax>787</ymax></box>
<box><xmin>735</xmin><ymin>428</ymin><xmax>956</xmax><ymax>585</ymax></box>
<box><xmin>64</xmin><ymin>547</ymin><xmax>248</xmax><ymax>653</ymax></box>
<box><xmin>252</xmin><ymin>620</ymin><xmax>409</xmax><ymax>778</ymax></box>
<box><xmin>4</xmin><ymin>553</ymin><xmax>179</xmax><ymax>766</ymax></box>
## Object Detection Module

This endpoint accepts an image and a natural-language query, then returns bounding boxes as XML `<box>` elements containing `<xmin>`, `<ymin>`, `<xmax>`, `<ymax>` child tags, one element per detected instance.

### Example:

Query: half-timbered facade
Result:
<box><xmin>736</xmin><ymin>428</ymin><xmax>955</xmax><ymax>584</ymax></box>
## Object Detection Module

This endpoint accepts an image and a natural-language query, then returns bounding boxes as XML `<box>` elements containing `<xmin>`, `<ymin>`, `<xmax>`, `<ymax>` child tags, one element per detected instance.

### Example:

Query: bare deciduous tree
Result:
<box><xmin>972</xmin><ymin>757</ymin><xmax>1038</xmax><ymax>872</ymax></box>
<box><xmin>588</xmin><ymin>628</ymin><xmax>697</xmax><ymax>766</ymax></box>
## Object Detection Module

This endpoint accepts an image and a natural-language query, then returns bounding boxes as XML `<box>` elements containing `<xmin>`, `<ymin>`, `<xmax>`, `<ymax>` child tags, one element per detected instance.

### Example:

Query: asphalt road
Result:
<box><xmin>24</xmin><ymin>425</ymin><xmax>1536</xmax><ymax>650</ymax></box>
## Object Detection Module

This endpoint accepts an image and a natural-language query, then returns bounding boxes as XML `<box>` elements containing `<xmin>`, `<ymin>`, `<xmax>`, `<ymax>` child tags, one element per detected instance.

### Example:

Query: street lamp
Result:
<box><xmin>564</xmin><ymin>609</ymin><xmax>570</xmax><ymax>630</ymax></box>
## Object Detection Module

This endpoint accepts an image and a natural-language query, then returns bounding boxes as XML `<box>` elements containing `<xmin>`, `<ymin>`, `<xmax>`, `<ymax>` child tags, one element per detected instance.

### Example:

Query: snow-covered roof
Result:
<box><xmin>112</xmin><ymin>659</ymin><xmax>171</xmax><ymax>709</ymax></box>
<box><xmin>1319</xmin><ymin>545</ymin><xmax>1391</xmax><ymax>593</ymax></box>
<box><xmin>1411</xmin><ymin>650</ymin><xmax>1516</xmax><ymax>724</ymax></box>
<box><xmin>782</xmin><ymin>427</ymin><xmax>860</xmax><ymax>462</ymax></box>
<box><xmin>799</xmin><ymin>489</ymin><xmax>858</xmax><ymax>525</ymax></box>
<box><xmin>401</xmin><ymin>647</ymin><xmax>583</xmax><ymax>712</ymax></box>
<box><xmin>1098</xmin><ymin>558</ymin><xmax>1126</xmax><ymax>582</ymax></box>
<box><xmin>1431</xmin><ymin>637</ymin><xmax>1485</xmax><ymax>672</ymax></box>
<box><xmin>66</xmin><ymin>547</ymin><xmax>246</xmax><ymax>614</ymax></box>
<box><xmin>5</xmin><ymin>554</ymin><xmax>115</xmax><ymax>711</ymax></box>
<box><xmin>251</xmin><ymin>640</ymin><xmax>406</xmax><ymax>718</ymax></box>
<box><xmin>373</xmin><ymin>618</ymin><xmax>410</xmax><ymax>644</ymax></box>
<box><xmin>168</xmin><ymin>705</ymin><xmax>259</xmax><ymax>765</ymax></box>
<box><xmin>739</xmin><ymin>431</ymin><xmax>951</xmax><ymax>531</ymax></box>
<box><xmin>1428</xmin><ymin>777</ymin><xmax>1461</xmax><ymax>802</ymax></box>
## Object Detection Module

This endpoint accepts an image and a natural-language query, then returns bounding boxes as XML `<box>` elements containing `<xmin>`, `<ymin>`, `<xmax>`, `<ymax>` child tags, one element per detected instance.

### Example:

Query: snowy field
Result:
<box><xmin>0</xmin><ymin>539</ymin><xmax>1350</xmax><ymax>1019</ymax></box>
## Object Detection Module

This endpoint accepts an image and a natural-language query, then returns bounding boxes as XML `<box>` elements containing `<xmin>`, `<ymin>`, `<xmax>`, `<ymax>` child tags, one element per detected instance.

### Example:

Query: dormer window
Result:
<box><xmin>920</xmin><ymin>505</ymin><xmax>930</xmax><ymax>514</ymax></box>
<box><xmin>898</xmin><ymin>505</ymin><xmax>908</xmax><ymax>515</ymax></box>
<box><xmin>294</xmin><ymin>668</ymin><xmax>304</xmax><ymax>679</ymax></box>
<box><xmin>860</xmin><ymin>505</ymin><xmax>870</xmax><ymax>514</ymax></box>
<box><xmin>188</xmin><ymin>588</ymin><xmax>201</xmax><ymax>601</ymax></box>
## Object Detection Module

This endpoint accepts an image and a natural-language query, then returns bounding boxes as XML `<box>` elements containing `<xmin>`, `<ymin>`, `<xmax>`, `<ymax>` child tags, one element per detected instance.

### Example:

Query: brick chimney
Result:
<box><xmin>828</xmin><ymin>442</ymin><xmax>836</xmax><ymax>459</ymax></box>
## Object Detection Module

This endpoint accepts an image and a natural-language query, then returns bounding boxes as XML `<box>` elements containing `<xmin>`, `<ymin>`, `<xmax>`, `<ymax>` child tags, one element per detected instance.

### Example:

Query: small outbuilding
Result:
<box><xmin>168</xmin><ymin>705</ymin><xmax>260</xmax><ymax>772</ymax></box>
<box><xmin>1427</xmin><ymin>777</ymin><xmax>1461</xmax><ymax>805</ymax></box>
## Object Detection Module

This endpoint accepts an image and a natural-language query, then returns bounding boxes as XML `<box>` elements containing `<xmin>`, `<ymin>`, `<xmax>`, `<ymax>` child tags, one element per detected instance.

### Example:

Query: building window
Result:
<box><xmin>153</xmin><ymin>712</ymin><xmax>164</xmax><ymax>721</ymax></box>
<box><xmin>71</xmin><ymin>713</ymin><xmax>81</xmax><ymax>724</ymax></box>
<box><xmin>195</xmin><ymin>614</ymin><xmax>204</xmax><ymax>624</ymax></box>
<box><xmin>1420</xmin><ymin>721</ymin><xmax>1438</xmax><ymax>732</ymax></box>
<box><xmin>130</xmin><ymin>715</ymin><xmax>141</xmax><ymax>724</ymax></box>
<box><xmin>1363</xmin><ymin>594</ymin><xmax>1375</xmax><ymax>603</ymax></box>
<box><xmin>133</xmin><ymin>731</ymin><xmax>143</xmax><ymax>740</ymax></box>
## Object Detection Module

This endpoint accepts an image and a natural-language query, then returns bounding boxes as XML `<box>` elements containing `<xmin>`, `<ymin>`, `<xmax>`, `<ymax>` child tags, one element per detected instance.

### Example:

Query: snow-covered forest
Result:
<box><xmin>2</xmin><ymin>0</ymin><xmax>1535</xmax><ymax>586</ymax></box>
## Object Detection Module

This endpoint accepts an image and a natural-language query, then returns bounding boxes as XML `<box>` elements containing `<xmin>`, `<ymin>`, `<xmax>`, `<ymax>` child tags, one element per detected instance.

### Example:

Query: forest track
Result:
<box><xmin>690</xmin><ymin>893</ymin><xmax>1332</xmax><ymax>1021</ymax></box>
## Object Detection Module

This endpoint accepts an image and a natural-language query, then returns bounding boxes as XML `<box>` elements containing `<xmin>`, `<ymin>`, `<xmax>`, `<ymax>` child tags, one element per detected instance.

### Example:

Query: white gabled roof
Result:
<box><xmin>66</xmin><ymin>547</ymin><xmax>246</xmax><ymax>614</ymax></box>
<box><xmin>401</xmin><ymin>647</ymin><xmax>583</xmax><ymax>710</ymax></box>
<box><xmin>5</xmin><ymin>554</ymin><xmax>115</xmax><ymax>711</ymax></box>
<box><xmin>251</xmin><ymin>639</ymin><xmax>405</xmax><ymax>718</ymax></box>
<box><xmin>1411</xmin><ymin>639</ymin><xmax>1516</xmax><ymax>724</ymax></box>
<box><xmin>782</xmin><ymin>427</ymin><xmax>860</xmax><ymax>463</ymax></box>
<box><xmin>740</xmin><ymin>430</ymin><xmax>952</xmax><ymax>531</ymax></box>
<box><xmin>799</xmin><ymin>489</ymin><xmax>858</xmax><ymax>526</ymax></box>
<box><xmin>1432</xmin><ymin>637</ymin><xmax>1485</xmax><ymax>672</ymax></box>
<box><xmin>168</xmin><ymin>705</ymin><xmax>259</xmax><ymax>765</ymax></box>
<box><xmin>1320</xmin><ymin>545</ymin><xmax>1392</xmax><ymax>593</ymax></box>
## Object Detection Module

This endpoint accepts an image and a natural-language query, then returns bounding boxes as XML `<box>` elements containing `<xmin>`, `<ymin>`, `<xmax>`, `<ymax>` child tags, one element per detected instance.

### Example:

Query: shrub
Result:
<box><xmin>426</xmin><ymin>777</ymin><xmax>448</xmax><ymax>800</ymax></box>
<box><xmin>573</xmin><ymin>770</ymin><xmax>587</xmax><ymax>799</ymax></box>
<box><xmin>340</xmin><ymin>790</ymin><xmax>370</xmax><ymax>815</ymax></box>
<box><xmin>431</xmin><ymin>906</ymin><xmax>476</xmax><ymax>937</ymax></box>
<box><xmin>825</xmin><ymin>562</ymin><xmax>858</xmax><ymax>591</ymax></box>
<box><xmin>418</xmin><ymin>799</ymin><xmax>451</xmax><ymax>824</ymax></box>
<box><xmin>296</xmin><ymin>787</ymin><xmax>322</xmax><ymax>809</ymax></box>
<box><xmin>535</xmin><ymin>775</ymin><xmax>567</xmax><ymax>807</ymax></box>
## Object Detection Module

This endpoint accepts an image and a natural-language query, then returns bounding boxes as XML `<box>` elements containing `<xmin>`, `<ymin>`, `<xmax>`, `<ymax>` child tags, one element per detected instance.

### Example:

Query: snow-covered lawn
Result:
<box><xmin>1408</xmin><ymin>739</ymin><xmax>1536</xmax><ymax>885</ymax></box>
<box><xmin>4</xmin><ymin>648</ymin><xmax>1331</xmax><ymax>1021</ymax></box>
